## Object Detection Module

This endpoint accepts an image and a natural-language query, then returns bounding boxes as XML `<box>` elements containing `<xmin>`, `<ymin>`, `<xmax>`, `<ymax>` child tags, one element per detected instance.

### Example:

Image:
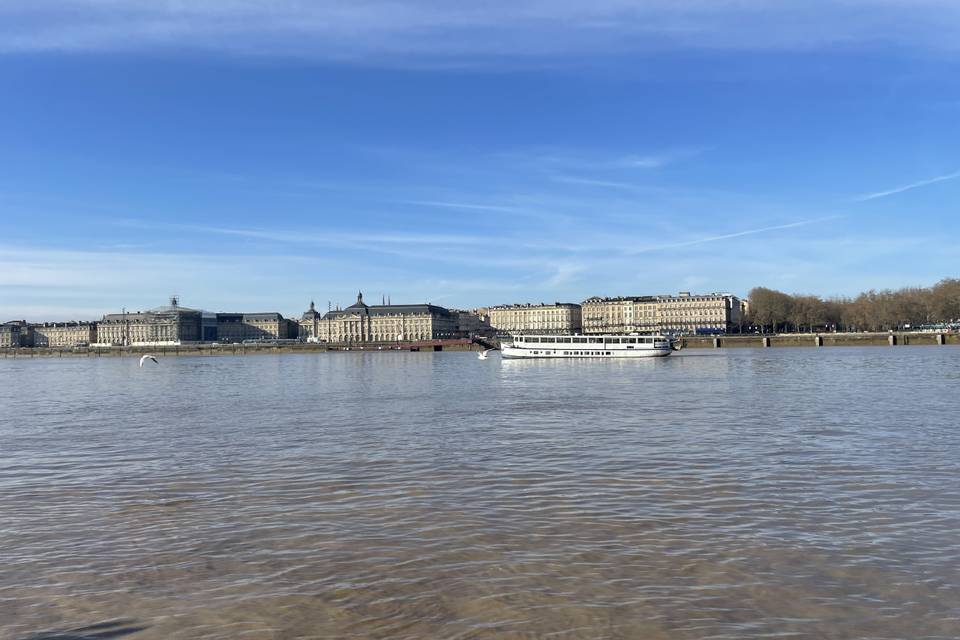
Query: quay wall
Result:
<box><xmin>0</xmin><ymin>339</ymin><xmax>482</xmax><ymax>359</ymax></box>
<box><xmin>3</xmin><ymin>333</ymin><xmax>959</xmax><ymax>358</ymax></box>
<box><xmin>678</xmin><ymin>332</ymin><xmax>960</xmax><ymax>349</ymax></box>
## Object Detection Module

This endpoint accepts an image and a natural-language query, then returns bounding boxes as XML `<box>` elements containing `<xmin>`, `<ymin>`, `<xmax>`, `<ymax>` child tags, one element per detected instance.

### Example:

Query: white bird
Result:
<box><xmin>139</xmin><ymin>354</ymin><xmax>159</xmax><ymax>367</ymax></box>
<box><xmin>478</xmin><ymin>349</ymin><xmax>491</xmax><ymax>360</ymax></box>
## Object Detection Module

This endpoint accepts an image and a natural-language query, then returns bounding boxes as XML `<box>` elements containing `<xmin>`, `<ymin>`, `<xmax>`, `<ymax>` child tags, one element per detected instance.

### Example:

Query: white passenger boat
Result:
<box><xmin>500</xmin><ymin>334</ymin><xmax>674</xmax><ymax>359</ymax></box>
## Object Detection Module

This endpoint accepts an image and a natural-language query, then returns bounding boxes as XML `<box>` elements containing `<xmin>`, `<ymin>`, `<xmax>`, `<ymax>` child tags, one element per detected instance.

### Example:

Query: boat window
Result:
<box><xmin>573</xmin><ymin>337</ymin><xmax>586</xmax><ymax>343</ymax></box>
<box><xmin>624</xmin><ymin>338</ymin><xmax>637</xmax><ymax>344</ymax></box>
<box><xmin>627</xmin><ymin>345</ymin><xmax>634</xmax><ymax>349</ymax></box>
<box><xmin>589</xmin><ymin>337</ymin><xmax>602</xmax><ymax>343</ymax></box>
<box><xmin>559</xmin><ymin>337</ymin><xmax>572</xmax><ymax>343</ymax></box>
<box><xmin>542</xmin><ymin>337</ymin><xmax>556</xmax><ymax>343</ymax></box>
<box><xmin>607</xmin><ymin>338</ymin><xmax>620</xmax><ymax>344</ymax></box>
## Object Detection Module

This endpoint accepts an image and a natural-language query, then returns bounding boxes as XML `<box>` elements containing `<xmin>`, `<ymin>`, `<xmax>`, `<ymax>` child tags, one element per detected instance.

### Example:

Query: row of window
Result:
<box><xmin>531</xmin><ymin>350</ymin><xmax>612</xmax><ymax>356</ymax></box>
<box><xmin>520</xmin><ymin>336</ymin><xmax>657</xmax><ymax>344</ymax></box>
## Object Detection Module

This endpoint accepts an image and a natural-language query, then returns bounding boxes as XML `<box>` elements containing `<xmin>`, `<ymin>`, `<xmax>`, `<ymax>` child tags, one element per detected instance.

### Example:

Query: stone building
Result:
<box><xmin>655</xmin><ymin>292</ymin><xmax>744</xmax><ymax>334</ymax></box>
<box><xmin>487</xmin><ymin>302</ymin><xmax>582</xmax><ymax>335</ymax></box>
<box><xmin>216</xmin><ymin>312</ymin><xmax>299</xmax><ymax>342</ymax></box>
<box><xmin>98</xmin><ymin>297</ymin><xmax>202</xmax><ymax>345</ymax></box>
<box><xmin>581</xmin><ymin>296</ymin><xmax>659</xmax><ymax>334</ymax></box>
<box><xmin>300</xmin><ymin>301</ymin><xmax>321</xmax><ymax>340</ymax></box>
<box><xmin>582</xmin><ymin>292</ymin><xmax>745</xmax><ymax>335</ymax></box>
<box><xmin>0</xmin><ymin>321</ymin><xmax>31</xmax><ymax>347</ymax></box>
<box><xmin>32</xmin><ymin>322</ymin><xmax>97</xmax><ymax>347</ymax></box>
<box><xmin>299</xmin><ymin>292</ymin><xmax>457</xmax><ymax>343</ymax></box>
<box><xmin>451</xmin><ymin>308</ymin><xmax>495</xmax><ymax>338</ymax></box>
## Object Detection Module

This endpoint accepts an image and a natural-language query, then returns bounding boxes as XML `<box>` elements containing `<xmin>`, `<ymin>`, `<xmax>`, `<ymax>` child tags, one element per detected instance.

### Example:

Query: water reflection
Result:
<box><xmin>20</xmin><ymin>619</ymin><xmax>147</xmax><ymax>640</ymax></box>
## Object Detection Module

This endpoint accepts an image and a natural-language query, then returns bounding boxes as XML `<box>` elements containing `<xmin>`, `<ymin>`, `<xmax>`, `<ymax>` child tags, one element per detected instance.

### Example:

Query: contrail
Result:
<box><xmin>627</xmin><ymin>215</ymin><xmax>840</xmax><ymax>255</ymax></box>
<box><xmin>853</xmin><ymin>169</ymin><xmax>960</xmax><ymax>202</ymax></box>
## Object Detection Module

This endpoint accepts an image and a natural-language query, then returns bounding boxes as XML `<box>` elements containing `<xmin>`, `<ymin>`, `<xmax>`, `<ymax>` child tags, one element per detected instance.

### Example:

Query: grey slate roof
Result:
<box><xmin>318</xmin><ymin>292</ymin><xmax>452</xmax><ymax>321</ymax></box>
<box><xmin>321</xmin><ymin>303</ymin><xmax>452</xmax><ymax>321</ymax></box>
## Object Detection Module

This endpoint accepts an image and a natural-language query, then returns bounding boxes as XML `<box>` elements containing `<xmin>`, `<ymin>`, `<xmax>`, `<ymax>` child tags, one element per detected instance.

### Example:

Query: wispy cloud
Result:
<box><xmin>113</xmin><ymin>218</ymin><xmax>488</xmax><ymax>247</ymax></box>
<box><xmin>626</xmin><ymin>215</ymin><xmax>840</xmax><ymax>255</ymax></box>
<box><xmin>544</xmin><ymin>261</ymin><xmax>587</xmax><ymax>287</ymax></box>
<box><xmin>399</xmin><ymin>200</ymin><xmax>523</xmax><ymax>213</ymax></box>
<box><xmin>614</xmin><ymin>148</ymin><xmax>709</xmax><ymax>169</ymax></box>
<box><xmin>851</xmin><ymin>169</ymin><xmax>960</xmax><ymax>202</ymax></box>
<box><xmin>4</xmin><ymin>2</ymin><xmax>958</xmax><ymax>62</ymax></box>
<box><xmin>549</xmin><ymin>175</ymin><xmax>678</xmax><ymax>195</ymax></box>
<box><xmin>512</xmin><ymin>147</ymin><xmax>706</xmax><ymax>174</ymax></box>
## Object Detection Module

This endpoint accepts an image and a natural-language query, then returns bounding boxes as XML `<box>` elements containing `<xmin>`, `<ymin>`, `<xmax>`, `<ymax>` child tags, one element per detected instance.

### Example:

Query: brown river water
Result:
<box><xmin>2</xmin><ymin>348</ymin><xmax>959</xmax><ymax>639</ymax></box>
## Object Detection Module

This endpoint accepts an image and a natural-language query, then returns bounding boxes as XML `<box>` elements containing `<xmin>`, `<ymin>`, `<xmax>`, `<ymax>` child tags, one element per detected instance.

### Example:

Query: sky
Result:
<box><xmin>2</xmin><ymin>1</ymin><xmax>959</xmax><ymax>321</ymax></box>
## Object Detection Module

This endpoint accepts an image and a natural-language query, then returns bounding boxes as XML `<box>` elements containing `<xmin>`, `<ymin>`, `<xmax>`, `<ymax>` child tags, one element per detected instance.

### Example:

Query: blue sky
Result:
<box><xmin>2</xmin><ymin>1</ymin><xmax>959</xmax><ymax>320</ymax></box>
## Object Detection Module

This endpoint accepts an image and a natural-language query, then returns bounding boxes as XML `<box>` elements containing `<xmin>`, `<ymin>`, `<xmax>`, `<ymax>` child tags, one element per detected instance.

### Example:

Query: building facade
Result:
<box><xmin>299</xmin><ymin>301</ymin><xmax>322</xmax><ymax>340</ymax></box>
<box><xmin>582</xmin><ymin>292</ymin><xmax>745</xmax><ymax>335</ymax></box>
<box><xmin>216</xmin><ymin>312</ymin><xmax>299</xmax><ymax>342</ymax></box>
<box><xmin>487</xmin><ymin>303</ymin><xmax>582</xmax><ymax>335</ymax></box>
<box><xmin>299</xmin><ymin>292</ymin><xmax>458</xmax><ymax>343</ymax></box>
<box><xmin>0</xmin><ymin>321</ymin><xmax>30</xmax><ymax>347</ymax></box>
<box><xmin>656</xmin><ymin>292</ymin><xmax>744</xmax><ymax>334</ymax></box>
<box><xmin>451</xmin><ymin>308</ymin><xmax>495</xmax><ymax>338</ymax></box>
<box><xmin>581</xmin><ymin>296</ymin><xmax>659</xmax><ymax>334</ymax></box>
<box><xmin>32</xmin><ymin>322</ymin><xmax>97</xmax><ymax>347</ymax></box>
<box><xmin>98</xmin><ymin>298</ymin><xmax>202</xmax><ymax>345</ymax></box>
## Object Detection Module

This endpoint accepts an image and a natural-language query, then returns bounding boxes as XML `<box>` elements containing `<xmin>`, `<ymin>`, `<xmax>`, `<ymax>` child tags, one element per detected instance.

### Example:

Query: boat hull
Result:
<box><xmin>500</xmin><ymin>345</ymin><xmax>672</xmax><ymax>359</ymax></box>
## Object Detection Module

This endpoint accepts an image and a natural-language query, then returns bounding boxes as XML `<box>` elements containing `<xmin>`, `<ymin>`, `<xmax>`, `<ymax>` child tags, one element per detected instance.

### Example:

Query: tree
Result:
<box><xmin>747</xmin><ymin>287</ymin><xmax>793</xmax><ymax>333</ymax></box>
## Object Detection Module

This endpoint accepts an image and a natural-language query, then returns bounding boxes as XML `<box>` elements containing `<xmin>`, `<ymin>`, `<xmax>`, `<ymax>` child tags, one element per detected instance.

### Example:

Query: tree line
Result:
<box><xmin>746</xmin><ymin>278</ymin><xmax>960</xmax><ymax>333</ymax></box>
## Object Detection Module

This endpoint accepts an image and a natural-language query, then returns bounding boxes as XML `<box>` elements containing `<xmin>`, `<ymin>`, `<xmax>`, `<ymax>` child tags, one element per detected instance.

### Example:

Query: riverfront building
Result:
<box><xmin>582</xmin><ymin>292</ymin><xmax>746</xmax><ymax>335</ymax></box>
<box><xmin>657</xmin><ymin>292</ymin><xmax>745</xmax><ymax>334</ymax></box>
<box><xmin>582</xmin><ymin>296</ymin><xmax>660</xmax><ymax>334</ymax></box>
<box><xmin>215</xmin><ymin>312</ymin><xmax>299</xmax><ymax>342</ymax></box>
<box><xmin>96</xmin><ymin>298</ymin><xmax>298</xmax><ymax>345</ymax></box>
<box><xmin>299</xmin><ymin>292</ymin><xmax>458</xmax><ymax>343</ymax></box>
<box><xmin>98</xmin><ymin>298</ymin><xmax>202</xmax><ymax>346</ymax></box>
<box><xmin>0</xmin><ymin>321</ymin><xmax>31</xmax><ymax>347</ymax></box>
<box><xmin>487</xmin><ymin>302</ymin><xmax>582</xmax><ymax>335</ymax></box>
<box><xmin>32</xmin><ymin>322</ymin><xmax>97</xmax><ymax>347</ymax></box>
<box><xmin>451</xmin><ymin>308</ymin><xmax>495</xmax><ymax>338</ymax></box>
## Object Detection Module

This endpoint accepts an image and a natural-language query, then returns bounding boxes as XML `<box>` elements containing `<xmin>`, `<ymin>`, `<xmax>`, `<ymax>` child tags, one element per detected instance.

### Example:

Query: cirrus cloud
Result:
<box><xmin>2</xmin><ymin>1</ymin><xmax>959</xmax><ymax>63</ymax></box>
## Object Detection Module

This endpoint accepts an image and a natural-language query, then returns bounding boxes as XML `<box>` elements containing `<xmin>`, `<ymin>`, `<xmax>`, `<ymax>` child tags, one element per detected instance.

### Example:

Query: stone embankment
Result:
<box><xmin>4</xmin><ymin>333</ymin><xmax>958</xmax><ymax>358</ymax></box>
<box><xmin>0</xmin><ymin>338</ymin><xmax>483</xmax><ymax>358</ymax></box>
<box><xmin>678</xmin><ymin>332</ymin><xmax>959</xmax><ymax>349</ymax></box>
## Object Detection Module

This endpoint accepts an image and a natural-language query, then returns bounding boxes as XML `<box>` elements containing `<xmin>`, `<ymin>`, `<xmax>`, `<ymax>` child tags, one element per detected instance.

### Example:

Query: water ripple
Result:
<box><xmin>2</xmin><ymin>348</ymin><xmax>960</xmax><ymax>638</ymax></box>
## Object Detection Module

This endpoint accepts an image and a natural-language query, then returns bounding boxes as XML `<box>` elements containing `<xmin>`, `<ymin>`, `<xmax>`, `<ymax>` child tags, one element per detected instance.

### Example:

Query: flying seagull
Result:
<box><xmin>139</xmin><ymin>354</ymin><xmax>159</xmax><ymax>367</ymax></box>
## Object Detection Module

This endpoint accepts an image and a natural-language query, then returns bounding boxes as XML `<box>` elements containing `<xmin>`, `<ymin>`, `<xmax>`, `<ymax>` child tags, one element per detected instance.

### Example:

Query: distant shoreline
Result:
<box><xmin>0</xmin><ymin>339</ymin><xmax>484</xmax><ymax>359</ymax></box>
<box><xmin>2</xmin><ymin>332</ymin><xmax>958</xmax><ymax>359</ymax></box>
<box><xmin>679</xmin><ymin>331</ymin><xmax>958</xmax><ymax>349</ymax></box>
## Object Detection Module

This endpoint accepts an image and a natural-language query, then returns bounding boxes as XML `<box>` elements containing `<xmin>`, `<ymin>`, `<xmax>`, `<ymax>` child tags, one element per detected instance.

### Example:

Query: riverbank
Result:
<box><xmin>3</xmin><ymin>332</ymin><xmax>958</xmax><ymax>358</ymax></box>
<box><xmin>0</xmin><ymin>338</ymin><xmax>485</xmax><ymax>358</ymax></box>
<box><xmin>678</xmin><ymin>331</ymin><xmax>960</xmax><ymax>348</ymax></box>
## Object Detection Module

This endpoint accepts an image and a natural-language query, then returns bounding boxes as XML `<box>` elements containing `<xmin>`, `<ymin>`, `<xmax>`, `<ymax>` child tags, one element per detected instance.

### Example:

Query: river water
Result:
<box><xmin>2</xmin><ymin>348</ymin><xmax>959</xmax><ymax>639</ymax></box>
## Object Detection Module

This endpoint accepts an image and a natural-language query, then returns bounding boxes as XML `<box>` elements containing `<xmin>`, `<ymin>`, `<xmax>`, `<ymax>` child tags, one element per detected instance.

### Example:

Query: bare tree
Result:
<box><xmin>747</xmin><ymin>278</ymin><xmax>960</xmax><ymax>333</ymax></box>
